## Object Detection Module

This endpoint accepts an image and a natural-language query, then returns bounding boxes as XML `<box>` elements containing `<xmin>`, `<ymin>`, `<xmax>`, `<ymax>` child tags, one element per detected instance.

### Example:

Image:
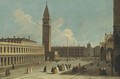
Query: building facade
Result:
<box><xmin>113</xmin><ymin>0</ymin><xmax>120</xmax><ymax>74</ymax></box>
<box><xmin>42</xmin><ymin>3</ymin><xmax>52</xmax><ymax>61</ymax></box>
<box><xmin>94</xmin><ymin>46</ymin><xmax>100</xmax><ymax>57</ymax></box>
<box><xmin>100</xmin><ymin>42</ymin><xmax>106</xmax><ymax>60</ymax></box>
<box><xmin>0</xmin><ymin>37</ymin><xmax>44</xmax><ymax>68</ymax></box>
<box><xmin>105</xmin><ymin>33</ymin><xmax>114</xmax><ymax>62</ymax></box>
<box><xmin>86</xmin><ymin>43</ymin><xmax>94</xmax><ymax>57</ymax></box>
<box><xmin>51</xmin><ymin>46</ymin><xmax>86</xmax><ymax>58</ymax></box>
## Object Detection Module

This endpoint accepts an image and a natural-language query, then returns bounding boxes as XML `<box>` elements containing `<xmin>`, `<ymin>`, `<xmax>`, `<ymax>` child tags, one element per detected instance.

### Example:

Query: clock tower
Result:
<box><xmin>42</xmin><ymin>2</ymin><xmax>51</xmax><ymax>61</ymax></box>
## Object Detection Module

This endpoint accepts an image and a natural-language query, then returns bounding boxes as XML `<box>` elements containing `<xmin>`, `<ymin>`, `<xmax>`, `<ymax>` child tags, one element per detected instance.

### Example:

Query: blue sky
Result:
<box><xmin>0</xmin><ymin>0</ymin><xmax>113</xmax><ymax>47</ymax></box>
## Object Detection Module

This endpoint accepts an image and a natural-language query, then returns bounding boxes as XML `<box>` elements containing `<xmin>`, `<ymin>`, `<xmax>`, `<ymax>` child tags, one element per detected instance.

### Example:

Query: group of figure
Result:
<box><xmin>72</xmin><ymin>63</ymin><xmax>86</xmax><ymax>73</ymax></box>
<box><xmin>43</xmin><ymin>66</ymin><xmax>47</xmax><ymax>72</ymax></box>
<box><xmin>98</xmin><ymin>67</ymin><xmax>107</xmax><ymax>75</ymax></box>
<box><xmin>5</xmin><ymin>69</ymin><xmax>10</xmax><ymax>76</ymax></box>
<box><xmin>51</xmin><ymin>64</ymin><xmax>71</xmax><ymax>74</ymax></box>
<box><xmin>27</xmin><ymin>67</ymin><xmax>32</xmax><ymax>74</ymax></box>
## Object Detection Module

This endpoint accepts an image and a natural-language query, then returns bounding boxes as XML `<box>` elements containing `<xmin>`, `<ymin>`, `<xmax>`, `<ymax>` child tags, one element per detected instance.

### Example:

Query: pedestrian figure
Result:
<box><xmin>54</xmin><ymin>67</ymin><xmax>57</xmax><ymax>74</ymax></box>
<box><xmin>90</xmin><ymin>63</ymin><xmax>93</xmax><ymax>66</ymax></box>
<box><xmin>12</xmin><ymin>64</ymin><xmax>15</xmax><ymax>69</ymax></box>
<box><xmin>103</xmin><ymin>68</ymin><xmax>107</xmax><ymax>75</ymax></box>
<box><xmin>108</xmin><ymin>63</ymin><xmax>111</xmax><ymax>67</ymax></box>
<box><xmin>72</xmin><ymin>66</ymin><xmax>75</xmax><ymax>73</ymax></box>
<box><xmin>51</xmin><ymin>67</ymin><xmax>54</xmax><ymax>73</ymax></box>
<box><xmin>43</xmin><ymin>66</ymin><xmax>47</xmax><ymax>72</ymax></box>
<box><xmin>101</xmin><ymin>68</ymin><xmax>104</xmax><ymax>75</ymax></box>
<box><xmin>5</xmin><ymin>69</ymin><xmax>8</xmax><ymax>76</ymax></box>
<box><xmin>56</xmin><ymin>67</ymin><xmax>59</xmax><ymax>73</ymax></box>
<box><xmin>98</xmin><ymin>68</ymin><xmax>101</xmax><ymax>75</ymax></box>
<box><xmin>97</xmin><ymin>63</ymin><xmax>99</xmax><ymax>66</ymax></box>
<box><xmin>69</xmin><ymin>64</ymin><xmax>71</xmax><ymax>69</ymax></box>
<box><xmin>8</xmin><ymin>69</ymin><xmax>10</xmax><ymax>76</ymax></box>
<box><xmin>5</xmin><ymin>69</ymin><xmax>10</xmax><ymax>76</ymax></box>
<box><xmin>27</xmin><ymin>67</ymin><xmax>30</xmax><ymax>74</ymax></box>
<box><xmin>78</xmin><ymin>63</ymin><xmax>81</xmax><ymax>68</ymax></box>
<box><xmin>30</xmin><ymin>67</ymin><xmax>32</xmax><ymax>73</ymax></box>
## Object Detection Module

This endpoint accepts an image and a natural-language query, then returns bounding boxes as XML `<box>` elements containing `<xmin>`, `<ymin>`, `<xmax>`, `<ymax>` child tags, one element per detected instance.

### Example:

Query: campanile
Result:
<box><xmin>42</xmin><ymin>3</ymin><xmax>51</xmax><ymax>61</ymax></box>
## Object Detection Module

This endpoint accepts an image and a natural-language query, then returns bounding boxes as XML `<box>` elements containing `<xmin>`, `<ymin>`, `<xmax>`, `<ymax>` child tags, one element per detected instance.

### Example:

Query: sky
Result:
<box><xmin>0</xmin><ymin>0</ymin><xmax>113</xmax><ymax>47</ymax></box>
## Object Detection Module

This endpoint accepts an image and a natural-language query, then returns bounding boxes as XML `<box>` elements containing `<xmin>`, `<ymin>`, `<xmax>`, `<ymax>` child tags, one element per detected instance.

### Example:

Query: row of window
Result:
<box><xmin>0</xmin><ymin>46</ymin><xmax>42</xmax><ymax>53</ymax></box>
<box><xmin>0</xmin><ymin>56</ymin><xmax>44</xmax><ymax>66</ymax></box>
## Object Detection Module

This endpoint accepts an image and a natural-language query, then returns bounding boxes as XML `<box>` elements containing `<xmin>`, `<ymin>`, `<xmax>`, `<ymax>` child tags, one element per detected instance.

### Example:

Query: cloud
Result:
<box><xmin>13</xmin><ymin>9</ymin><xmax>42</xmax><ymax>43</ymax></box>
<box><xmin>51</xmin><ymin>18</ymin><xmax>77</xmax><ymax>46</ymax></box>
<box><xmin>14</xmin><ymin>9</ymin><xmax>33</xmax><ymax>26</ymax></box>
<box><xmin>13</xmin><ymin>9</ymin><xmax>77</xmax><ymax>46</ymax></box>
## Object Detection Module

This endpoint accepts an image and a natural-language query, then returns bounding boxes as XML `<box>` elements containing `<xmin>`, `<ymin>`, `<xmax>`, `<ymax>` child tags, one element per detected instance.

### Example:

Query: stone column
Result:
<box><xmin>6</xmin><ymin>57</ymin><xmax>8</xmax><ymax>66</ymax></box>
<box><xmin>0</xmin><ymin>56</ymin><xmax>1</xmax><ymax>66</ymax></box>
<box><xmin>2</xmin><ymin>46</ymin><xmax>4</xmax><ymax>53</ymax></box>
<box><xmin>9</xmin><ymin>57</ymin><xmax>11</xmax><ymax>65</ymax></box>
<box><xmin>16</xmin><ymin>57</ymin><xmax>18</xmax><ymax>64</ymax></box>
<box><xmin>24</xmin><ymin>56</ymin><xmax>26</xmax><ymax>63</ymax></box>
<box><xmin>20</xmin><ymin>57</ymin><xmax>22</xmax><ymax>64</ymax></box>
<box><xmin>9</xmin><ymin>46</ymin><xmax>11</xmax><ymax>53</ymax></box>
<box><xmin>18</xmin><ymin>57</ymin><xmax>20</xmax><ymax>64</ymax></box>
<box><xmin>13</xmin><ymin>57</ymin><xmax>15</xmax><ymax>65</ymax></box>
<box><xmin>2</xmin><ymin>57</ymin><xmax>4</xmax><ymax>66</ymax></box>
<box><xmin>12</xmin><ymin>57</ymin><xmax>14</xmax><ymax>64</ymax></box>
<box><xmin>22</xmin><ymin>57</ymin><xmax>23</xmax><ymax>64</ymax></box>
<box><xmin>6</xmin><ymin>46</ymin><xmax>7</xmax><ymax>53</ymax></box>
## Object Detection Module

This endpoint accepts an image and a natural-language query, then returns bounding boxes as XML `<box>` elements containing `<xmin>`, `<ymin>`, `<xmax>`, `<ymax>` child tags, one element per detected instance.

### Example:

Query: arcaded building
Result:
<box><xmin>51</xmin><ymin>46</ymin><xmax>86</xmax><ymax>57</ymax></box>
<box><xmin>0</xmin><ymin>37</ymin><xmax>44</xmax><ymax>68</ymax></box>
<box><xmin>94</xmin><ymin>46</ymin><xmax>100</xmax><ymax>57</ymax></box>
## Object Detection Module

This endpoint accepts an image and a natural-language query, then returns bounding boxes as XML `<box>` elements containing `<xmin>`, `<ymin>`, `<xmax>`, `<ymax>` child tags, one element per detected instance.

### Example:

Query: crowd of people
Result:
<box><xmin>43</xmin><ymin>64</ymin><xmax>71</xmax><ymax>74</ymax></box>
<box><xmin>98</xmin><ymin>67</ymin><xmax>107</xmax><ymax>75</ymax></box>
<box><xmin>2</xmin><ymin>60</ymin><xmax>110</xmax><ymax>77</ymax></box>
<box><xmin>27</xmin><ymin>67</ymin><xmax>33</xmax><ymax>74</ymax></box>
<box><xmin>51</xmin><ymin>64</ymin><xmax>71</xmax><ymax>74</ymax></box>
<box><xmin>72</xmin><ymin>63</ymin><xmax>87</xmax><ymax>73</ymax></box>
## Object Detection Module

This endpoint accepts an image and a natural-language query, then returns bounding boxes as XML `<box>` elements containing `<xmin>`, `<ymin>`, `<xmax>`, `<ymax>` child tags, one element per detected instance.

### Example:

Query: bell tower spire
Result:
<box><xmin>42</xmin><ymin>2</ymin><xmax>51</xmax><ymax>61</ymax></box>
<box><xmin>43</xmin><ymin>1</ymin><xmax>50</xmax><ymax>19</ymax></box>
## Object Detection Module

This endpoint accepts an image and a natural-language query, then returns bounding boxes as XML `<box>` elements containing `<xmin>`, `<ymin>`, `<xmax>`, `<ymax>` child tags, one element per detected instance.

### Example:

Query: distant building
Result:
<box><xmin>51</xmin><ymin>46</ymin><xmax>86</xmax><ymax>58</ymax></box>
<box><xmin>86</xmin><ymin>43</ymin><xmax>94</xmax><ymax>57</ymax></box>
<box><xmin>100</xmin><ymin>42</ymin><xmax>106</xmax><ymax>60</ymax></box>
<box><xmin>94</xmin><ymin>46</ymin><xmax>100</xmax><ymax>57</ymax></box>
<box><xmin>105</xmin><ymin>33</ymin><xmax>113</xmax><ymax>62</ymax></box>
<box><xmin>0</xmin><ymin>37</ymin><xmax>44</xmax><ymax>68</ymax></box>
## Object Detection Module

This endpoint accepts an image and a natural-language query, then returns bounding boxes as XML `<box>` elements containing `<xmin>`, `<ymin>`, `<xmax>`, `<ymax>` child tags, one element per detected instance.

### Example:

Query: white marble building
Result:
<box><xmin>0</xmin><ymin>37</ymin><xmax>44</xmax><ymax>68</ymax></box>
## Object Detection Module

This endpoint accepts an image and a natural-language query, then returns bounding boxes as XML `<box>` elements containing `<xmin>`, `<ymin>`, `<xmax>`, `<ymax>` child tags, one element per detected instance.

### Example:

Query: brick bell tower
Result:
<box><xmin>42</xmin><ymin>2</ymin><xmax>51</xmax><ymax>61</ymax></box>
<box><xmin>113</xmin><ymin>0</ymin><xmax>120</xmax><ymax>75</ymax></box>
